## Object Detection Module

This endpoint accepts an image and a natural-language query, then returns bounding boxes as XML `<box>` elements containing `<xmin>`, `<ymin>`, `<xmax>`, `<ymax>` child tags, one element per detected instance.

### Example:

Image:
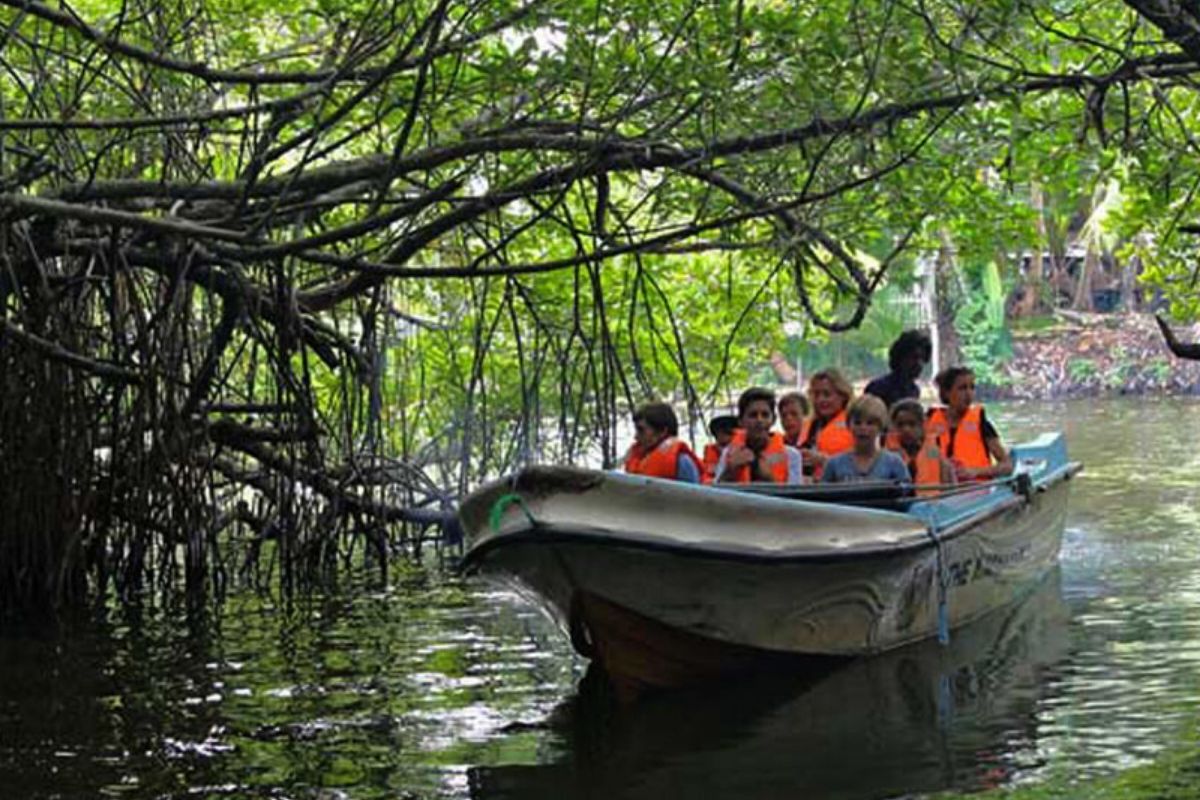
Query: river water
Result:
<box><xmin>3</xmin><ymin>398</ymin><xmax>1200</xmax><ymax>799</ymax></box>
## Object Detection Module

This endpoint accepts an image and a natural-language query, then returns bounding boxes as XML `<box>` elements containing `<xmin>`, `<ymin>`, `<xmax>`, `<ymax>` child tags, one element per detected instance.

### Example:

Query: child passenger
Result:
<box><xmin>888</xmin><ymin>399</ymin><xmax>955</xmax><ymax>489</ymax></box>
<box><xmin>715</xmin><ymin>387</ymin><xmax>803</xmax><ymax>484</ymax></box>
<box><xmin>821</xmin><ymin>395</ymin><xmax>909</xmax><ymax>484</ymax></box>
<box><xmin>623</xmin><ymin>402</ymin><xmax>703</xmax><ymax>483</ymax></box>
<box><xmin>778</xmin><ymin>391</ymin><xmax>811</xmax><ymax>448</ymax></box>
<box><xmin>700</xmin><ymin>415</ymin><xmax>738</xmax><ymax>484</ymax></box>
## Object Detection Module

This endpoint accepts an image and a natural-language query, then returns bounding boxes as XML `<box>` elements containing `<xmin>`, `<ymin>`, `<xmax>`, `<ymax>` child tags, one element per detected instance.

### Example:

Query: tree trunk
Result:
<box><xmin>1013</xmin><ymin>183</ymin><xmax>1045</xmax><ymax>317</ymax></box>
<box><xmin>1028</xmin><ymin>182</ymin><xmax>1046</xmax><ymax>315</ymax></box>
<box><xmin>1120</xmin><ymin>234</ymin><xmax>1149</xmax><ymax>312</ymax></box>
<box><xmin>1072</xmin><ymin>241</ymin><xmax>1097</xmax><ymax>311</ymax></box>
<box><xmin>935</xmin><ymin>229</ymin><xmax>962</xmax><ymax>367</ymax></box>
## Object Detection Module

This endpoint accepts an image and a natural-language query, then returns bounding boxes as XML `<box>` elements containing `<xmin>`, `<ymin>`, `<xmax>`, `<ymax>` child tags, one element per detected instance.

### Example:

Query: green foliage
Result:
<box><xmin>381</xmin><ymin>244</ymin><xmax>794</xmax><ymax>473</ymax></box>
<box><xmin>1067</xmin><ymin>358</ymin><xmax>1099</xmax><ymax>383</ymax></box>
<box><xmin>1104</xmin><ymin>346</ymin><xmax>1135</xmax><ymax>389</ymax></box>
<box><xmin>1149</xmin><ymin>358</ymin><xmax>1174</xmax><ymax>384</ymax></box>
<box><xmin>934</xmin><ymin>738</ymin><xmax>1200</xmax><ymax>800</ymax></box>
<box><xmin>956</xmin><ymin>262</ymin><xmax>1013</xmax><ymax>386</ymax></box>
<box><xmin>786</xmin><ymin>281</ymin><xmax>926</xmax><ymax>380</ymax></box>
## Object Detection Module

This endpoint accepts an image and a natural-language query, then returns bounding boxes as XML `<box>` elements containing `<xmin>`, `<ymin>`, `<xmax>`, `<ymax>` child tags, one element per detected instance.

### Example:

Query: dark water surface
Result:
<box><xmin>4</xmin><ymin>398</ymin><xmax>1200</xmax><ymax>799</ymax></box>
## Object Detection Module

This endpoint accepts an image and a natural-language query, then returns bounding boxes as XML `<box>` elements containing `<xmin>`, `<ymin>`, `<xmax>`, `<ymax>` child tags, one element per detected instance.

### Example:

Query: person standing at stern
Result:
<box><xmin>864</xmin><ymin>329</ymin><xmax>933</xmax><ymax>410</ymax></box>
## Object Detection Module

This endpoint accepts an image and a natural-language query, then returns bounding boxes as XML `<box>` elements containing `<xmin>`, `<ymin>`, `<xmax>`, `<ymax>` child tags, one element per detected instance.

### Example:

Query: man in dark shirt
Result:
<box><xmin>863</xmin><ymin>329</ymin><xmax>933</xmax><ymax>410</ymax></box>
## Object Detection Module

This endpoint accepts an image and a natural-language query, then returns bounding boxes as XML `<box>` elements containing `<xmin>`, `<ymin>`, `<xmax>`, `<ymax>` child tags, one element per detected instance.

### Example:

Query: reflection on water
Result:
<box><xmin>3</xmin><ymin>398</ymin><xmax>1200</xmax><ymax>798</ymax></box>
<box><xmin>0</xmin><ymin>581</ymin><xmax>580</xmax><ymax>799</ymax></box>
<box><xmin>994</xmin><ymin>398</ymin><xmax>1200</xmax><ymax>780</ymax></box>
<box><xmin>471</xmin><ymin>572</ymin><xmax>1070</xmax><ymax>800</ymax></box>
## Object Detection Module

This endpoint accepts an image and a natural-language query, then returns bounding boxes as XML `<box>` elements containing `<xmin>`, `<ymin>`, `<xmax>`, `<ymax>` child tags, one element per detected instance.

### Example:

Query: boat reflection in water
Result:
<box><xmin>468</xmin><ymin>570</ymin><xmax>1070</xmax><ymax>800</ymax></box>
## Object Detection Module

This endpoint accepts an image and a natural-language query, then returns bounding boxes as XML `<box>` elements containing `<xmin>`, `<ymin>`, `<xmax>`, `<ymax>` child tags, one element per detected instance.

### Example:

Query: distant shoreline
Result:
<box><xmin>984</xmin><ymin>312</ymin><xmax>1200</xmax><ymax>400</ymax></box>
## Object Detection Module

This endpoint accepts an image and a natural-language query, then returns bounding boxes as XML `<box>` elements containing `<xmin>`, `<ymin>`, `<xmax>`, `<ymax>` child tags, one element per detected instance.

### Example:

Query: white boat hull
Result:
<box><xmin>461</xmin><ymin>434</ymin><xmax>1079</xmax><ymax>691</ymax></box>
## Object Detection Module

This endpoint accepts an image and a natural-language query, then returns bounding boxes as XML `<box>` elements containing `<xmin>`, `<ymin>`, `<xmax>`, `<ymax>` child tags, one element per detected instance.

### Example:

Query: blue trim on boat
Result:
<box><xmin>906</xmin><ymin>432</ymin><xmax>1073</xmax><ymax>531</ymax></box>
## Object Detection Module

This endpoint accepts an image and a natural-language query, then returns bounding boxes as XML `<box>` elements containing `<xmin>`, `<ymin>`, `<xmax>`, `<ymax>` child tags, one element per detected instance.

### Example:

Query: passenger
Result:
<box><xmin>797</xmin><ymin>368</ymin><xmax>855</xmax><ymax>479</ymax></box>
<box><xmin>927</xmin><ymin>367</ymin><xmax>1013</xmax><ymax>482</ymax></box>
<box><xmin>715</xmin><ymin>387</ymin><xmax>803</xmax><ymax>484</ymax></box>
<box><xmin>623</xmin><ymin>402</ymin><xmax>703</xmax><ymax>483</ymax></box>
<box><xmin>888</xmin><ymin>399</ymin><xmax>955</xmax><ymax>491</ymax></box>
<box><xmin>778</xmin><ymin>391</ymin><xmax>811</xmax><ymax>448</ymax></box>
<box><xmin>821</xmin><ymin>395</ymin><xmax>910</xmax><ymax>484</ymax></box>
<box><xmin>700</xmin><ymin>414</ymin><xmax>738</xmax><ymax>485</ymax></box>
<box><xmin>864</xmin><ymin>329</ymin><xmax>933</xmax><ymax>410</ymax></box>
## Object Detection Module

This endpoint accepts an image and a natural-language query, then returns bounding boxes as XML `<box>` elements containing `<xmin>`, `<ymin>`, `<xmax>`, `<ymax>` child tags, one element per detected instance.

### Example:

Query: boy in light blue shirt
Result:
<box><xmin>821</xmin><ymin>395</ymin><xmax>909</xmax><ymax>484</ymax></box>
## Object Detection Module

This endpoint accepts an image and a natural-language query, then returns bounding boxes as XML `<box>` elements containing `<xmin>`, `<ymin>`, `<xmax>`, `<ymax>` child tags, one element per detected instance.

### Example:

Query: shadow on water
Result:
<box><xmin>0</xmin><ymin>604</ymin><xmax>229</xmax><ymax>799</ymax></box>
<box><xmin>469</xmin><ymin>570</ymin><xmax>1071</xmax><ymax>800</ymax></box>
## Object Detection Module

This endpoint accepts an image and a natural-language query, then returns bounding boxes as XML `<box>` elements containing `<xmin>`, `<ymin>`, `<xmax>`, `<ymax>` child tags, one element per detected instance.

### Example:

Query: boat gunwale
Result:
<box><xmin>461</xmin><ymin>461</ymin><xmax>1079</xmax><ymax>570</ymax></box>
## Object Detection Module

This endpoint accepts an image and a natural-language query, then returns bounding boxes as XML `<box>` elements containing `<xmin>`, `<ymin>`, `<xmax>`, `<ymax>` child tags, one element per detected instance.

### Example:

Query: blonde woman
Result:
<box><xmin>797</xmin><ymin>367</ymin><xmax>855</xmax><ymax>478</ymax></box>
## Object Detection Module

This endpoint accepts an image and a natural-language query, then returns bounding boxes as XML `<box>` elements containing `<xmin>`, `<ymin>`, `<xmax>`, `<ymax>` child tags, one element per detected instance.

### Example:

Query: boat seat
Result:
<box><xmin>725</xmin><ymin>482</ymin><xmax>914</xmax><ymax>511</ymax></box>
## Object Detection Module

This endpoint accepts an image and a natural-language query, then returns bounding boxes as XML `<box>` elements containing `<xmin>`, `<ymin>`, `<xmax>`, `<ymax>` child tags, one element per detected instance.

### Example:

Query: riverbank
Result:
<box><xmin>987</xmin><ymin>312</ymin><xmax>1200</xmax><ymax>399</ymax></box>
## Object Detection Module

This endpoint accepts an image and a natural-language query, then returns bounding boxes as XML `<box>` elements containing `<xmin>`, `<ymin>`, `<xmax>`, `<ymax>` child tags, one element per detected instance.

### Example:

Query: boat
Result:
<box><xmin>459</xmin><ymin>432</ymin><xmax>1080</xmax><ymax>695</ymax></box>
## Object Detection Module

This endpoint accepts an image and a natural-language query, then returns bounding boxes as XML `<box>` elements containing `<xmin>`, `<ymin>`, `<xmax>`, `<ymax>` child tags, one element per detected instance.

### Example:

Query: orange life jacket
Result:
<box><xmin>926</xmin><ymin>405</ymin><xmax>991</xmax><ymax>471</ymax></box>
<box><xmin>815</xmin><ymin>410</ymin><xmax>854</xmax><ymax>456</ymax></box>
<box><xmin>624</xmin><ymin>436</ymin><xmax>702</xmax><ymax>481</ymax></box>
<box><xmin>721</xmin><ymin>430</ymin><xmax>790</xmax><ymax>484</ymax></box>
<box><xmin>700</xmin><ymin>442</ymin><xmax>723</xmax><ymax>485</ymax></box>
<box><xmin>887</xmin><ymin>436</ymin><xmax>944</xmax><ymax>495</ymax></box>
<box><xmin>805</xmin><ymin>410</ymin><xmax>853</xmax><ymax>480</ymax></box>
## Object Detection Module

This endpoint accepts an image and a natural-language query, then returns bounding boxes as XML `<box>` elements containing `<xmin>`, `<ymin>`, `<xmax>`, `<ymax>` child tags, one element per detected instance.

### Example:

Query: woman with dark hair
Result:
<box><xmin>623</xmin><ymin>402</ymin><xmax>703</xmax><ymax>483</ymax></box>
<box><xmin>863</xmin><ymin>329</ymin><xmax>933</xmax><ymax>410</ymax></box>
<box><xmin>927</xmin><ymin>367</ymin><xmax>1012</xmax><ymax>482</ymax></box>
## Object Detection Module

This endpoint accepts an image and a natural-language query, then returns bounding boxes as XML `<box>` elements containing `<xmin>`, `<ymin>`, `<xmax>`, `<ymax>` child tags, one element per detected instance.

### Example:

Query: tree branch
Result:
<box><xmin>1156</xmin><ymin>313</ymin><xmax>1200</xmax><ymax>359</ymax></box>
